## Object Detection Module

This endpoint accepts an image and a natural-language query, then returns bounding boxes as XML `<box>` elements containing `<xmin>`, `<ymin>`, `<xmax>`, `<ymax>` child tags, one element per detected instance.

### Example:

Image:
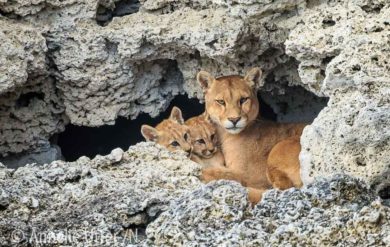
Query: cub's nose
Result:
<box><xmin>209</xmin><ymin>148</ymin><xmax>216</xmax><ymax>153</ymax></box>
<box><xmin>228</xmin><ymin>117</ymin><xmax>241</xmax><ymax>125</ymax></box>
<box><xmin>185</xmin><ymin>148</ymin><xmax>192</xmax><ymax>158</ymax></box>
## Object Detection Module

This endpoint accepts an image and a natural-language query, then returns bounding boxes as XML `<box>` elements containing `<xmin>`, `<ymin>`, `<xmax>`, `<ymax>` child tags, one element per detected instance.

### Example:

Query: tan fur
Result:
<box><xmin>267</xmin><ymin>136</ymin><xmax>303</xmax><ymax>189</ymax></box>
<box><xmin>141</xmin><ymin>107</ymin><xmax>192</xmax><ymax>155</ymax></box>
<box><xmin>185</xmin><ymin>113</ymin><xmax>225</xmax><ymax>168</ymax></box>
<box><xmin>198</xmin><ymin>68</ymin><xmax>306</xmax><ymax>204</ymax></box>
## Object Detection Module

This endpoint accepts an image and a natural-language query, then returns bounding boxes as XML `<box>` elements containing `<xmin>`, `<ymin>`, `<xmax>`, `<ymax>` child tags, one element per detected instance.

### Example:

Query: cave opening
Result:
<box><xmin>57</xmin><ymin>94</ymin><xmax>278</xmax><ymax>162</ymax></box>
<box><xmin>96</xmin><ymin>0</ymin><xmax>141</xmax><ymax>26</ymax></box>
<box><xmin>16</xmin><ymin>92</ymin><xmax>45</xmax><ymax>108</ymax></box>
<box><xmin>58</xmin><ymin>95</ymin><xmax>202</xmax><ymax>161</ymax></box>
<box><xmin>379</xmin><ymin>187</ymin><xmax>390</xmax><ymax>201</ymax></box>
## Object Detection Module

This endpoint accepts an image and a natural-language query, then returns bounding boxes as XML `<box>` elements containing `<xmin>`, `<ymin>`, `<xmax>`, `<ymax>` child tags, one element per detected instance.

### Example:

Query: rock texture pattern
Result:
<box><xmin>0</xmin><ymin>19</ymin><xmax>47</xmax><ymax>94</ymax></box>
<box><xmin>0</xmin><ymin>0</ymin><xmax>388</xmax><ymax>200</ymax></box>
<box><xmin>1</xmin><ymin>0</ymin><xmax>320</xmax><ymax>157</ymax></box>
<box><xmin>1</xmin><ymin>152</ymin><xmax>389</xmax><ymax>246</ymax></box>
<box><xmin>0</xmin><ymin>142</ymin><xmax>202</xmax><ymax>246</ymax></box>
<box><xmin>146</xmin><ymin>175</ymin><xmax>390</xmax><ymax>246</ymax></box>
<box><xmin>286</xmin><ymin>1</ymin><xmax>390</xmax><ymax>191</ymax></box>
<box><xmin>0</xmin><ymin>76</ymin><xmax>67</xmax><ymax>156</ymax></box>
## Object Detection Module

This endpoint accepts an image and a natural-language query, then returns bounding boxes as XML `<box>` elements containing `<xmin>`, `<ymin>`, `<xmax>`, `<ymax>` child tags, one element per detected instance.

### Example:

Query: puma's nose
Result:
<box><xmin>228</xmin><ymin>117</ymin><xmax>241</xmax><ymax>125</ymax></box>
<box><xmin>209</xmin><ymin>148</ymin><xmax>216</xmax><ymax>153</ymax></box>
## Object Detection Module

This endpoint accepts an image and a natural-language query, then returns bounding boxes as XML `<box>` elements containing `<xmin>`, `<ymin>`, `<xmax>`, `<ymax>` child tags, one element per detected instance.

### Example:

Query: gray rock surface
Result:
<box><xmin>0</xmin><ymin>75</ymin><xmax>67</xmax><ymax>156</ymax></box>
<box><xmin>0</xmin><ymin>144</ymin><xmax>63</xmax><ymax>169</ymax></box>
<box><xmin>47</xmin><ymin>1</ymin><xmax>306</xmax><ymax>126</ymax></box>
<box><xmin>0</xmin><ymin>19</ymin><xmax>47</xmax><ymax>94</ymax></box>
<box><xmin>0</xmin><ymin>142</ymin><xmax>202</xmax><ymax>246</ymax></box>
<box><xmin>0</xmin><ymin>0</ymin><xmax>388</xmax><ymax>210</ymax></box>
<box><xmin>1</xmin><ymin>0</ymin><xmax>312</xmax><ymax>157</ymax></box>
<box><xmin>1</xmin><ymin>144</ymin><xmax>388</xmax><ymax>246</ymax></box>
<box><xmin>146</xmin><ymin>175</ymin><xmax>390</xmax><ymax>246</ymax></box>
<box><xmin>286</xmin><ymin>0</ymin><xmax>389</xmax><ymax>96</ymax></box>
<box><xmin>286</xmin><ymin>1</ymin><xmax>390</xmax><ymax>190</ymax></box>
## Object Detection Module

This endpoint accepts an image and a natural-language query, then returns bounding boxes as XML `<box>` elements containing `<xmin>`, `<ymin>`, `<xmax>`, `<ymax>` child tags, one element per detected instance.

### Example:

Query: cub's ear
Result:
<box><xmin>244</xmin><ymin>67</ymin><xmax>262</xmax><ymax>88</ymax></box>
<box><xmin>141</xmin><ymin>125</ymin><xmax>159</xmax><ymax>142</ymax></box>
<box><xmin>201</xmin><ymin>112</ymin><xmax>212</xmax><ymax>123</ymax></box>
<box><xmin>169</xmin><ymin>106</ymin><xmax>184</xmax><ymax>124</ymax></box>
<box><xmin>197</xmin><ymin>71</ymin><xmax>215</xmax><ymax>91</ymax></box>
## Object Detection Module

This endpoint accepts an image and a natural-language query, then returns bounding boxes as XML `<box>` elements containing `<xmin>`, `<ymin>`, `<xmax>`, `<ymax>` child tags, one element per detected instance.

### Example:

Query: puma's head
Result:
<box><xmin>141</xmin><ymin>106</ymin><xmax>192</xmax><ymax>155</ymax></box>
<box><xmin>197</xmin><ymin>68</ymin><xmax>262</xmax><ymax>134</ymax></box>
<box><xmin>185</xmin><ymin>113</ymin><xmax>218</xmax><ymax>159</ymax></box>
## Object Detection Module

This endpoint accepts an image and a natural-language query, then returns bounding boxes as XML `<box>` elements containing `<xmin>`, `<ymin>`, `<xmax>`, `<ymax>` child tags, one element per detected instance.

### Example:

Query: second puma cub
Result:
<box><xmin>185</xmin><ymin>113</ymin><xmax>225</xmax><ymax>168</ymax></box>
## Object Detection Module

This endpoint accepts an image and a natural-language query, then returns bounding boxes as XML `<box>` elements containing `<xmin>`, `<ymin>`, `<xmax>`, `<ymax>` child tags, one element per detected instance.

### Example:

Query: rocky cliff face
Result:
<box><xmin>0</xmin><ymin>0</ymin><xmax>389</xmax><ymax>245</ymax></box>
<box><xmin>0</xmin><ymin>143</ymin><xmax>202</xmax><ymax>246</ymax></box>
<box><xmin>0</xmin><ymin>0</ymin><xmax>310</xmax><ymax>156</ymax></box>
<box><xmin>0</xmin><ymin>0</ymin><xmax>388</xmax><ymax>192</ymax></box>
<box><xmin>285</xmin><ymin>0</ymin><xmax>390</xmax><ymax>193</ymax></box>
<box><xmin>1</xmin><ymin>143</ymin><xmax>389</xmax><ymax>246</ymax></box>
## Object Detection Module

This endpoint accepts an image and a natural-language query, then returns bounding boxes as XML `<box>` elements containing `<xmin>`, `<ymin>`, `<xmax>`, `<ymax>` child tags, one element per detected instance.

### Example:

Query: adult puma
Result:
<box><xmin>197</xmin><ymin>68</ymin><xmax>305</xmax><ymax>203</ymax></box>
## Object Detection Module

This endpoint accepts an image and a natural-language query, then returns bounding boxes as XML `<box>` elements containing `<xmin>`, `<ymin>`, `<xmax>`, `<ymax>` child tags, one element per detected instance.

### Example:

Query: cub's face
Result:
<box><xmin>153</xmin><ymin>122</ymin><xmax>192</xmax><ymax>153</ymax></box>
<box><xmin>141</xmin><ymin>107</ymin><xmax>192</xmax><ymax>155</ymax></box>
<box><xmin>186</xmin><ymin>115</ymin><xmax>218</xmax><ymax>159</ymax></box>
<box><xmin>197</xmin><ymin>68</ymin><xmax>261</xmax><ymax>134</ymax></box>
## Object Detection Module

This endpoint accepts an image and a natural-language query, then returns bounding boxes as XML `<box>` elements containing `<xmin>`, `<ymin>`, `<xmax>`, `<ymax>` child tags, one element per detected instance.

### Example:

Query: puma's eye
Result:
<box><xmin>171</xmin><ymin>141</ymin><xmax>180</xmax><ymax>147</ymax></box>
<box><xmin>196</xmin><ymin>139</ymin><xmax>206</xmax><ymax>144</ymax></box>
<box><xmin>240</xmin><ymin>97</ymin><xmax>249</xmax><ymax>105</ymax></box>
<box><xmin>210</xmin><ymin>134</ymin><xmax>216</xmax><ymax>140</ymax></box>
<box><xmin>184</xmin><ymin>133</ymin><xmax>189</xmax><ymax>141</ymax></box>
<box><xmin>216</xmin><ymin>99</ymin><xmax>225</xmax><ymax>106</ymax></box>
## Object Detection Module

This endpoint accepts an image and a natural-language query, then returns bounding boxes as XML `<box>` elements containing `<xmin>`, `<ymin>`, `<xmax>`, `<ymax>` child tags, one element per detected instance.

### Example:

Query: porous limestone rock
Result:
<box><xmin>0</xmin><ymin>76</ymin><xmax>67</xmax><ymax>156</ymax></box>
<box><xmin>0</xmin><ymin>18</ymin><xmax>68</xmax><ymax>157</ymax></box>
<box><xmin>47</xmin><ymin>2</ymin><xmax>306</xmax><ymax>126</ymax></box>
<box><xmin>0</xmin><ymin>19</ymin><xmax>47</xmax><ymax>94</ymax></box>
<box><xmin>146</xmin><ymin>175</ymin><xmax>390</xmax><ymax>246</ymax></box>
<box><xmin>0</xmin><ymin>142</ymin><xmax>202</xmax><ymax>246</ymax></box>
<box><xmin>286</xmin><ymin>1</ymin><xmax>389</xmax><ymax>96</ymax></box>
<box><xmin>300</xmin><ymin>86</ymin><xmax>390</xmax><ymax>193</ymax></box>
<box><xmin>1</xmin><ymin>147</ymin><xmax>389</xmax><ymax>246</ymax></box>
<box><xmin>0</xmin><ymin>0</ymin><xmax>315</xmax><ymax>158</ymax></box>
<box><xmin>286</xmin><ymin>1</ymin><xmax>390</xmax><ymax>191</ymax></box>
<box><xmin>0</xmin><ymin>0</ymin><xmax>388</xmax><ymax>199</ymax></box>
<box><xmin>2</xmin><ymin>0</ymin><xmax>308</xmax><ymax>127</ymax></box>
<box><xmin>0</xmin><ymin>144</ymin><xmax>63</xmax><ymax>169</ymax></box>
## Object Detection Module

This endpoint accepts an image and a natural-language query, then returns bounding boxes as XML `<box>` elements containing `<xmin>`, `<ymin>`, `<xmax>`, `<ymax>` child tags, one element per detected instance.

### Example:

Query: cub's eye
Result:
<box><xmin>216</xmin><ymin>99</ymin><xmax>225</xmax><ymax>106</ymax></box>
<box><xmin>196</xmin><ymin>139</ymin><xmax>206</xmax><ymax>144</ymax></box>
<box><xmin>184</xmin><ymin>133</ymin><xmax>189</xmax><ymax>141</ymax></box>
<box><xmin>170</xmin><ymin>141</ymin><xmax>180</xmax><ymax>147</ymax></box>
<box><xmin>240</xmin><ymin>97</ymin><xmax>249</xmax><ymax>105</ymax></box>
<box><xmin>210</xmin><ymin>134</ymin><xmax>216</xmax><ymax>140</ymax></box>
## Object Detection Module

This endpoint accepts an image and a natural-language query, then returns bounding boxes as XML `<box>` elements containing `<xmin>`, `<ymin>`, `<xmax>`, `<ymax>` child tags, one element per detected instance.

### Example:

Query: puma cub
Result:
<box><xmin>185</xmin><ymin>113</ymin><xmax>225</xmax><ymax>168</ymax></box>
<box><xmin>197</xmin><ymin>68</ymin><xmax>305</xmax><ymax>204</ymax></box>
<box><xmin>141</xmin><ymin>107</ymin><xmax>192</xmax><ymax>156</ymax></box>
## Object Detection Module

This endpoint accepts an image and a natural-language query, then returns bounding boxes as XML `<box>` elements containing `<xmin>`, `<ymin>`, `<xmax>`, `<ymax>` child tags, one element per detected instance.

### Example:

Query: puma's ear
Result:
<box><xmin>197</xmin><ymin>71</ymin><xmax>215</xmax><ymax>91</ymax></box>
<box><xmin>170</xmin><ymin>106</ymin><xmax>184</xmax><ymax>124</ymax></box>
<box><xmin>244</xmin><ymin>67</ymin><xmax>262</xmax><ymax>88</ymax></box>
<box><xmin>141</xmin><ymin>125</ymin><xmax>159</xmax><ymax>142</ymax></box>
